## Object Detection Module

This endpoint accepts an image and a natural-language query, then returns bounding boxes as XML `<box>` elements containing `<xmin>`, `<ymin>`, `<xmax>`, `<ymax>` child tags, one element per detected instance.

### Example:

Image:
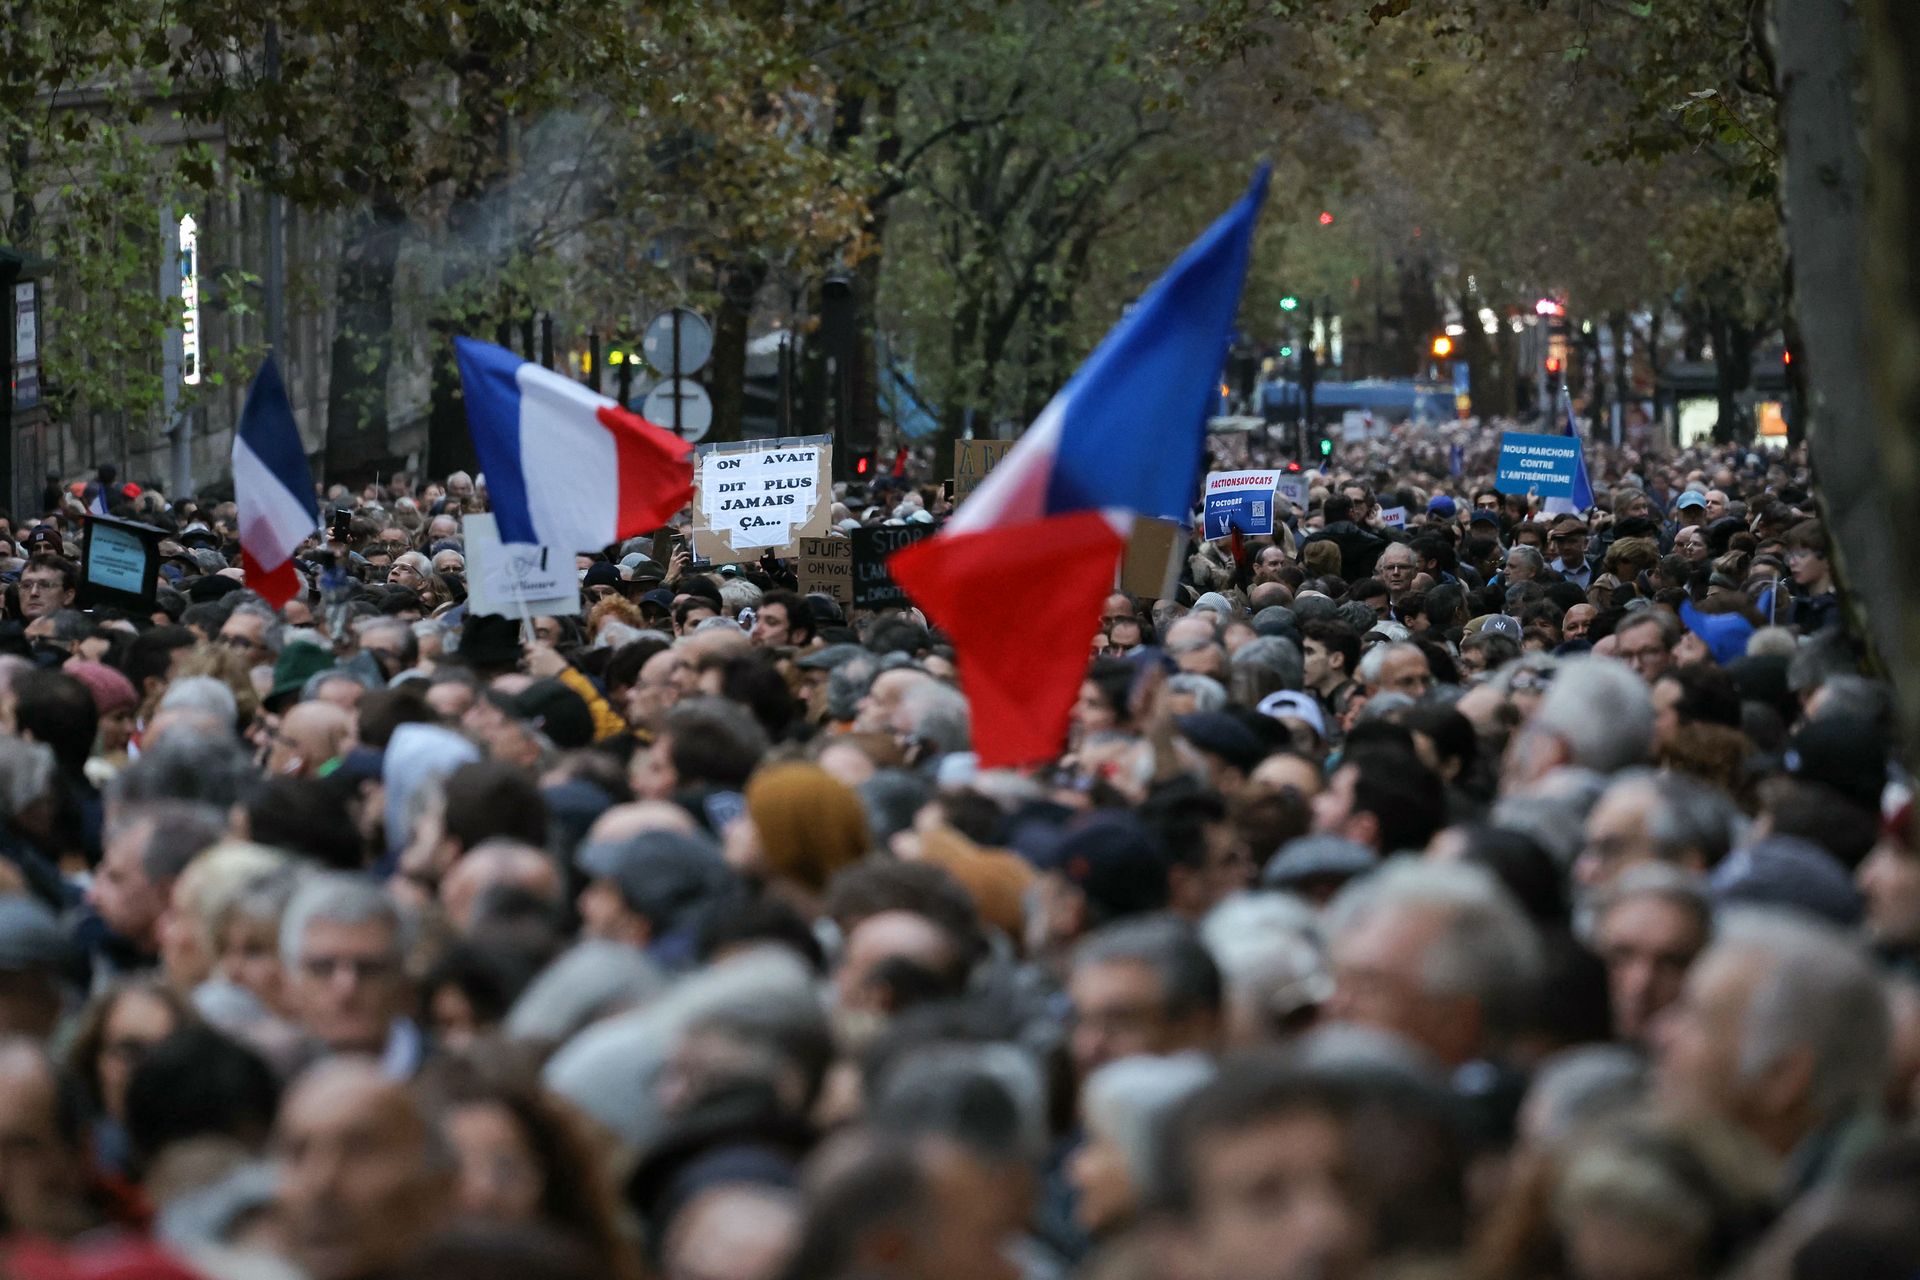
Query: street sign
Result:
<box><xmin>642</xmin><ymin>379</ymin><xmax>713</xmax><ymax>442</ymax></box>
<box><xmin>642</xmin><ymin>307</ymin><xmax>713</xmax><ymax>376</ymax></box>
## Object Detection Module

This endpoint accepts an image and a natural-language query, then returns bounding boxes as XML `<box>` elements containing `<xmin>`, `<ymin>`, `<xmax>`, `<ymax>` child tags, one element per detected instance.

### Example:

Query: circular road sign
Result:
<box><xmin>641</xmin><ymin>378</ymin><xmax>714</xmax><ymax>442</ymax></box>
<box><xmin>641</xmin><ymin>307</ymin><xmax>713</xmax><ymax>376</ymax></box>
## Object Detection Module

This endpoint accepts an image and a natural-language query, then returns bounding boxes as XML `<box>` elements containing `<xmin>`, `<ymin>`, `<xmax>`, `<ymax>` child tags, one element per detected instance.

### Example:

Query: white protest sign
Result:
<box><xmin>1341</xmin><ymin>410</ymin><xmax>1371</xmax><ymax>442</ymax></box>
<box><xmin>692</xmin><ymin>436</ymin><xmax>832</xmax><ymax>559</ymax></box>
<box><xmin>463</xmin><ymin>514</ymin><xmax>581</xmax><ymax>619</ymax></box>
<box><xmin>1379</xmin><ymin>506</ymin><xmax>1408</xmax><ymax>529</ymax></box>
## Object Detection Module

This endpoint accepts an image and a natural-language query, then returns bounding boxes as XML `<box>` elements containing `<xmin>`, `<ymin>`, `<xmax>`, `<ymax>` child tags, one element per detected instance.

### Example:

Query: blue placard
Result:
<box><xmin>1203</xmin><ymin>470</ymin><xmax>1280</xmax><ymax>540</ymax></box>
<box><xmin>1494</xmin><ymin>432</ymin><xmax>1580</xmax><ymax>498</ymax></box>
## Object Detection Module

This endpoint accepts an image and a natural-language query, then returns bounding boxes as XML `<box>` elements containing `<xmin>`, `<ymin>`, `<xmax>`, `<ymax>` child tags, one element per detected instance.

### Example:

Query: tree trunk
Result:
<box><xmin>1859</xmin><ymin>0</ymin><xmax>1920</xmax><ymax>752</ymax></box>
<box><xmin>323</xmin><ymin>196</ymin><xmax>406</xmax><ymax>485</ymax></box>
<box><xmin>708</xmin><ymin>259</ymin><xmax>764</xmax><ymax>445</ymax></box>
<box><xmin>1773</xmin><ymin>0</ymin><xmax>1905</xmax><ymax>697</ymax></box>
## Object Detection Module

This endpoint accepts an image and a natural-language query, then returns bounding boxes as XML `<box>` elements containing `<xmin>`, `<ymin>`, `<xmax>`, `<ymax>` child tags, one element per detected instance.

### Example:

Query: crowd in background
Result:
<box><xmin>0</xmin><ymin>425</ymin><xmax>1912</xmax><ymax>1280</ymax></box>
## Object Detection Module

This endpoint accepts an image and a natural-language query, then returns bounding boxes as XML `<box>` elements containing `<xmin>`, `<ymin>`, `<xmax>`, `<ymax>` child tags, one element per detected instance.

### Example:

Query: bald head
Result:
<box><xmin>439</xmin><ymin>838</ymin><xmax>563</xmax><ymax>930</ymax></box>
<box><xmin>586</xmin><ymin>800</ymin><xmax>700</xmax><ymax>846</ymax></box>
<box><xmin>273</xmin><ymin>701</ymin><xmax>354</xmax><ymax>778</ymax></box>
<box><xmin>276</xmin><ymin>1060</ymin><xmax>452</xmax><ymax>1280</ymax></box>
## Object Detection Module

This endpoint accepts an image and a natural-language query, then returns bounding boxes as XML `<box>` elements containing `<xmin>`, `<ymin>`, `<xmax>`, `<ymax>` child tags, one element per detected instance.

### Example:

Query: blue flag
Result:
<box><xmin>1544</xmin><ymin>390</ymin><xmax>1596</xmax><ymax>514</ymax></box>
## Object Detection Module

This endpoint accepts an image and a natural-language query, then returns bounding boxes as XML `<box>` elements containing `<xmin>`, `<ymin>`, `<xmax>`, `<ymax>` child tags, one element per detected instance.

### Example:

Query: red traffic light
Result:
<box><xmin>1317</xmin><ymin>211</ymin><xmax>1335</xmax><ymax>226</ymax></box>
<box><xmin>1545</xmin><ymin>357</ymin><xmax>1562</xmax><ymax>375</ymax></box>
<box><xmin>855</xmin><ymin>454</ymin><xmax>870</xmax><ymax>475</ymax></box>
<box><xmin>1285</xmin><ymin>461</ymin><xmax>1302</xmax><ymax>473</ymax></box>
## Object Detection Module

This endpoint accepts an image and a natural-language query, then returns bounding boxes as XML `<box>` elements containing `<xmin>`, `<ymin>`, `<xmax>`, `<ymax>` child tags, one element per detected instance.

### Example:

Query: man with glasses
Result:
<box><xmin>15</xmin><ymin>554</ymin><xmax>75</xmax><ymax>621</ymax></box>
<box><xmin>218</xmin><ymin>602</ymin><xmax>283</xmax><ymax>670</ymax></box>
<box><xmin>1613</xmin><ymin>611</ymin><xmax>1678</xmax><ymax>683</ymax></box>
<box><xmin>282</xmin><ymin>873</ymin><xmax>422</xmax><ymax>1073</ymax></box>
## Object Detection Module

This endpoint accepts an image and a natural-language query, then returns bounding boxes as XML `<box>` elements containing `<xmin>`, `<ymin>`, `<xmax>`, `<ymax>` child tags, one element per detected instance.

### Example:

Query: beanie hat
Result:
<box><xmin>744</xmin><ymin>762</ymin><xmax>869</xmax><ymax>893</ymax></box>
<box><xmin>62</xmin><ymin>661</ymin><xmax>137</xmax><ymax>716</ymax></box>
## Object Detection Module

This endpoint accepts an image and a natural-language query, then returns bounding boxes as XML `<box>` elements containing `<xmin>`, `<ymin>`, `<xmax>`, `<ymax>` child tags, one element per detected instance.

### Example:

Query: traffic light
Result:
<box><xmin>1318</xmin><ymin>211</ymin><xmax>1335</xmax><ymax>226</ymax></box>
<box><xmin>1278</xmin><ymin>344</ymin><xmax>1294</xmax><ymax>358</ymax></box>
<box><xmin>1430</xmin><ymin>335</ymin><xmax>1454</xmax><ymax>359</ymax></box>
<box><xmin>1545</xmin><ymin>356</ymin><xmax>1562</xmax><ymax>376</ymax></box>
<box><xmin>1279</xmin><ymin>295</ymin><xmax>1300</xmax><ymax>312</ymax></box>
<box><xmin>853</xmin><ymin>451</ymin><xmax>873</xmax><ymax>476</ymax></box>
<box><xmin>1319</xmin><ymin>437</ymin><xmax>1333</xmax><ymax>456</ymax></box>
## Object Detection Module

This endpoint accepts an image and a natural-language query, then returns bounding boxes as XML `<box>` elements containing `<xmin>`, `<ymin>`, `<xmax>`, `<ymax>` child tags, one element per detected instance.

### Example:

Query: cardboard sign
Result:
<box><xmin>464</xmin><ymin>513</ymin><xmax>581</xmax><ymax>619</ymax></box>
<box><xmin>796</xmin><ymin>536</ymin><xmax>854</xmax><ymax>610</ymax></box>
<box><xmin>851</xmin><ymin>524</ymin><xmax>937</xmax><ymax>609</ymax></box>
<box><xmin>79</xmin><ymin>515</ymin><xmax>163</xmax><ymax>612</ymax></box>
<box><xmin>953</xmin><ymin>439</ymin><xmax>1014</xmax><ymax>503</ymax></box>
<box><xmin>1202</xmin><ymin>470</ymin><xmax>1281</xmax><ymax>540</ymax></box>
<box><xmin>690</xmin><ymin>435</ymin><xmax>832</xmax><ymax>560</ymax></box>
<box><xmin>1494</xmin><ymin>431</ymin><xmax>1580</xmax><ymax>498</ymax></box>
<box><xmin>1119</xmin><ymin>517</ymin><xmax>1187</xmax><ymax>600</ymax></box>
<box><xmin>1379</xmin><ymin>506</ymin><xmax>1408</xmax><ymax>529</ymax></box>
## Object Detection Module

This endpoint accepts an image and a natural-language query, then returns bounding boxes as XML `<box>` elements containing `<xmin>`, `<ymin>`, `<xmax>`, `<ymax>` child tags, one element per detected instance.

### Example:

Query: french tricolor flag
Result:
<box><xmin>233</xmin><ymin>357</ymin><xmax>320</xmax><ymax>608</ymax></box>
<box><xmin>456</xmin><ymin>338</ymin><xmax>694</xmax><ymax>551</ymax></box>
<box><xmin>890</xmin><ymin>168</ymin><xmax>1268</xmax><ymax>767</ymax></box>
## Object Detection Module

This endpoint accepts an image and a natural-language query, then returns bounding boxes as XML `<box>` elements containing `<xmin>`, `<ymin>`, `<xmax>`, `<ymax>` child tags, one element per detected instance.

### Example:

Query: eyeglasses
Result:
<box><xmin>19</xmin><ymin>578</ymin><xmax>64</xmax><ymax>594</ymax></box>
<box><xmin>300</xmin><ymin>954</ymin><xmax>398</xmax><ymax>982</ymax></box>
<box><xmin>217</xmin><ymin>633</ymin><xmax>263</xmax><ymax>650</ymax></box>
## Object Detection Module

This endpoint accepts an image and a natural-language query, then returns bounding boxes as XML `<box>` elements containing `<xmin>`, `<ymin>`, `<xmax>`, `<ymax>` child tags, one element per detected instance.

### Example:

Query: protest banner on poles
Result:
<box><xmin>689</xmin><ymin>435</ymin><xmax>832</xmax><ymax>560</ymax></box>
<box><xmin>852</xmin><ymin>524</ymin><xmax>938</xmax><ymax>609</ymax></box>
<box><xmin>1202</xmin><ymin>469</ymin><xmax>1282</xmax><ymax>540</ymax></box>
<box><xmin>796</xmin><ymin>536</ymin><xmax>855</xmax><ymax>609</ymax></box>
<box><xmin>953</xmin><ymin>439</ymin><xmax>1014</xmax><ymax>503</ymax></box>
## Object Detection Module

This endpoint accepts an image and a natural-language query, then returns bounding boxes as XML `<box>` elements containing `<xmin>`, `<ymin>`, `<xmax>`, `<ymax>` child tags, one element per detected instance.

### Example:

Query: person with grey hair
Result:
<box><xmin>1518</xmin><ymin>1044</ymin><xmax>1648</xmax><ymax>1147</ymax></box>
<box><xmin>889</xmin><ymin>679</ymin><xmax>970</xmax><ymax>768</ymax></box>
<box><xmin>1201</xmin><ymin>892</ymin><xmax>1332</xmax><ymax>1047</ymax></box>
<box><xmin>718</xmin><ymin>576</ymin><xmax>763</xmax><ymax>619</ymax></box>
<box><xmin>87</xmin><ymin>799</ymin><xmax>229</xmax><ymax>974</ymax></box>
<box><xmin>1501</xmin><ymin>543</ymin><xmax>1546</xmax><ymax>585</ymax></box>
<box><xmin>1509</xmin><ymin>656</ymin><xmax>1654</xmax><ymax>785</ymax></box>
<box><xmin>1355</xmin><ymin>640</ymin><xmax>1432</xmax><ymax>700</ymax></box>
<box><xmin>280</xmin><ymin>873</ymin><xmax>420</xmax><ymax>1071</ymax></box>
<box><xmin>1228</xmin><ymin>635</ymin><xmax>1303</xmax><ymax>707</ymax></box>
<box><xmin>1163</xmin><ymin>672</ymin><xmax>1228</xmax><ymax>715</ymax></box>
<box><xmin>0</xmin><ymin>738</ymin><xmax>67</xmax><ymax>908</ymax></box>
<box><xmin>1324</xmin><ymin>856</ymin><xmax>1543</xmax><ymax>1069</ymax></box>
<box><xmin>1577</xmin><ymin>768</ymin><xmax>1740</xmax><ymax>891</ymax></box>
<box><xmin>216</xmin><ymin>600</ymin><xmax>285</xmax><ymax>668</ymax></box>
<box><xmin>1068</xmin><ymin>914</ymin><xmax>1222</xmax><ymax>1082</ymax></box>
<box><xmin>109</xmin><ymin>731</ymin><xmax>257</xmax><ymax>811</ymax></box>
<box><xmin>152</xmin><ymin>676</ymin><xmax>240</xmax><ymax>738</ymax></box>
<box><xmin>1653</xmin><ymin>908</ymin><xmax>1891</xmax><ymax>1192</ymax></box>
<box><xmin>1070</xmin><ymin>1052</ymin><xmax>1216</xmax><ymax>1239</ymax></box>
<box><xmin>354</xmin><ymin>616</ymin><xmax>419</xmax><ymax>682</ymax></box>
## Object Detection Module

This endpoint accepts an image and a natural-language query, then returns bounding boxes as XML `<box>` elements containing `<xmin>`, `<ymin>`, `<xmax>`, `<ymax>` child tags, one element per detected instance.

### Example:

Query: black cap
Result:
<box><xmin>583</xmin><ymin>562</ymin><xmax>622</xmax><ymax>589</ymax></box>
<box><xmin>21</xmin><ymin>526</ymin><xmax>61</xmax><ymax>552</ymax></box>
<box><xmin>1027</xmin><ymin>811</ymin><xmax>1170</xmax><ymax>921</ymax></box>
<box><xmin>578</xmin><ymin>829</ymin><xmax>734</xmax><ymax>933</ymax></box>
<box><xmin>1174</xmin><ymin>711</ymin><xmax>1268</xmax><ymax>774</ymax></box>
<box><xmin>510</xmin><ymin>678</ymin><xmax>595</xmax><ymax>750</ymax></box>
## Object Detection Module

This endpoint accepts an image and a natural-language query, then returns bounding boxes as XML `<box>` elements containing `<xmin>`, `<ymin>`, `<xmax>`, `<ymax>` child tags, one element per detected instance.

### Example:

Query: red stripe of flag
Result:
<box><xmin>241</xmin><ymin>547</ymin><xmax>300</xmax><ymax>609</ymax></box>
<box><xmin>888</xmin><ymin>511</ymin><xmax>1126</xmax><ymax>768</ymax></box>
<box><xmin>597</xmin><ymin>406</ymin><xmax>696</xmax><ymax>538</ymax></box>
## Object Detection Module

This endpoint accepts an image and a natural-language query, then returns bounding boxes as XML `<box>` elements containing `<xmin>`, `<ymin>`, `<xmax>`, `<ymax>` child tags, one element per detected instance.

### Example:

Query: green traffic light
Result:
<box><xmin>1279</xmin><ymin>295</ymin><xmax>1300</xmax><ymax>311</ymax></box>
<box><xmin>1279</xmin><ymin>344</ymin><xmax>1295</xmax><ymax>357</ymax></box>
<box><xmin>1319</xmin><ymin>438</ymin><xmax>1333</xmax><ymax>455</ymax></box>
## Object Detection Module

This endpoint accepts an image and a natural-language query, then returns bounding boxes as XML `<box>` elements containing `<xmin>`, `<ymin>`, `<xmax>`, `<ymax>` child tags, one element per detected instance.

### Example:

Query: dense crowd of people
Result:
<box><xmin>0</xmin><ymin>425</ymin><xmax>1913</xmax><ymax>1280</ymax></box>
